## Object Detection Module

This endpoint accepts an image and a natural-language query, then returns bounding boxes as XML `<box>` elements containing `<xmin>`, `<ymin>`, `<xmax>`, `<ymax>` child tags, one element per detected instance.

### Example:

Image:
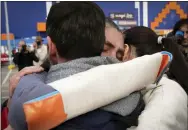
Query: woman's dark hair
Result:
<box><xmin>124</xmin><ymin>26</ymin><xmax>188</xmax><ymax>94</ymax></box>
<box><xmin>124</xmin><ymin>26</ymin><xmax>162</xmax><ymax>57</ymax></box>
<box><xmin>172</xmin><ymin>18</ymin><xmax>188</xmax><ymax>35</ymax></box>
<box><xmin>46</xmin><ymin>2</ymin><xmax>105</xmax><ymax>60</ymax></box>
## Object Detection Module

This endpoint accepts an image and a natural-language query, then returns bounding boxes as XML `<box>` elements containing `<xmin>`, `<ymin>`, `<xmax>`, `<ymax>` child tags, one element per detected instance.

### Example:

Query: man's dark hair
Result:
<box><xmin>172</xmin><ymin>18</ymin><xmax>188</xmax><ymax>35</ymax></box>
<box><xmin>46</xmin><ymin>2</ymin><xmax>105</xmax><ymax>60</ymax></box>
<box><xmin>124</xmin><ymin>26</ymin><xmax>162</xmax><ymax>57</ymax></box>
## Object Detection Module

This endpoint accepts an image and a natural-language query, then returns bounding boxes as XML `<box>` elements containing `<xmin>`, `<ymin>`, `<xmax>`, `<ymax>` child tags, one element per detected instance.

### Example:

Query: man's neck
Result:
<box><xmin>46</xmin><ymin>56</ymin><xmax>119</xmax><ymax>84</ymax></box>
<box><xmin>57</xmin><ymin>59</ymin><xmax>68</xmax><ymax>64</ymax></box>
<box><xmin>56</xmin><ymin>55</ymin><xmax>69</xmax><ymax>64</ymax></box>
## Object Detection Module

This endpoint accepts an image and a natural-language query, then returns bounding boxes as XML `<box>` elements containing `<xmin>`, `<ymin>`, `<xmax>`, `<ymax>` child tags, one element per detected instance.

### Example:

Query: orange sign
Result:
<box><xmin>37</xmin><ymin>22</ymin><xmax>46</xmax><ymax>32</ymax></box>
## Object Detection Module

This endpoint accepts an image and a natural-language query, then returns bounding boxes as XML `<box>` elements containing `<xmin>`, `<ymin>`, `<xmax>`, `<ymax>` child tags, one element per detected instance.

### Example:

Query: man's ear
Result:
<box><xmin>123</xmin><ymin>44</ymin><xmax>130</xmax><ymax>61</ymax></box>
<box><xmin>47</xmin><ymin>36</ymin><xmax>58</xmax><ymax>64</ymax></box>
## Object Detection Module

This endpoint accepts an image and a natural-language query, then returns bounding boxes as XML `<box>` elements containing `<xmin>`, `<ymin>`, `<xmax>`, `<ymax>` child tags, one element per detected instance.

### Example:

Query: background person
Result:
<box><xmin>167</xmin><ymin>19</ymin><xmax>188</xmax><ymax>61</ymax></box>
<box><xmin>172</xmin><ymin>18</ymin><xmax>188</xmax><ymax>61</ymax></box>
<box><xmin>31</xmin><ymin>36</ymin><xmax>48</xmax><ymax>66</ymax></box>
<box><xmin>13</xmin><ymin>40</ymin><xmax>39</xmax><ymax>71</ymax></box>
<box><xmin>172</xmin><ymin>18</ymin><xmax>188</xmax><ymax>43</ymax></box>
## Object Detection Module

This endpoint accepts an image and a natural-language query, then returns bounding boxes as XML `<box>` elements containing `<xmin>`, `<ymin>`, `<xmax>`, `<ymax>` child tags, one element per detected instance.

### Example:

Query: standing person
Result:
<box><xmin>172</xmin><ymin>19</ymin><xmax>188</xmax><ymax>43</ymax></box>
<box><xmin>11</xmin><ymin>48</ymin><xmax>16</xmax><ymax>57</ymax></box>
<box><xmin>13</xmin><ymin>40</ymin><xmax>39</xmax><ymax>71</ymax></box>
<box><xmin>31</xmin><ymin>36</ymin><xmax>48</xmax><ymax>66</ymax></box>
<box><xmin>169</xmin><ymin>18</ymin><xmax>188</xmax><ymax>61</ymax></box>
<box><xmin>8</xmin><ymin>2</ymin><xmax>143</xmax><ymax>130</ymax></box>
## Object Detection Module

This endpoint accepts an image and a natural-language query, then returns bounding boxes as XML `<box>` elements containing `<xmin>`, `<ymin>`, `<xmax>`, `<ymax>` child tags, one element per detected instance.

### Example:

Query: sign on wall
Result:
<box><xmin>110</xmin><ymin>12</ymin><xmax>134</xmax><ymax>20</ymax></box>
<box><xmin>109</xmin><ymin>12</ymin><xmax>137</xmax><ymax>30</ymax></box>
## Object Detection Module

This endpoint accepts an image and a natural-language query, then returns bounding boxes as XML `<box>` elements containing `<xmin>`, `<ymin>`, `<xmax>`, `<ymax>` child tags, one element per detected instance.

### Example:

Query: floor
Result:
<box><xmin>1</xmin><ymin>63</ymin><xmax>18</xmax><ymax>103</ymax></box>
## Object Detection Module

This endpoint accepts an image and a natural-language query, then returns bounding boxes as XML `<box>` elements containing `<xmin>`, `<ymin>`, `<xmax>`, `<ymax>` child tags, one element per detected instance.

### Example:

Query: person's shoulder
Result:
<box><xmin>13</xmin><ymin>72</ymin><xmax>48</xmax><ymax>99</ymax></box>
<box><xmin>160</xmin><ymin>77</ymin><xmax>181</xmax><ymax>87</ymax></box>
<box><xmin>20</xmin><ymin>72</ymin><xmax>47</xmax><ymax>83</ymax></box>
<box><xmin>159</xmin><ymin>77</ymin><xmax>187</xmax><ymax>98</ymax></box>
<box><xmin>17</xmin><ymin>72</ymin><xmax>47</xmax><ymax>91</ymax></box>
<box><xmin>159</xmin><ymin>77</ymin><xmax>181</xmax><ymax>89</ymax></box>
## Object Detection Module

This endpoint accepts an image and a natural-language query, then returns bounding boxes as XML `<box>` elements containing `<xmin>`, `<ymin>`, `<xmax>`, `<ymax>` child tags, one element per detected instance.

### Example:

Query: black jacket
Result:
<box><xmin>13</xmin><ymin>51</ymin><xmax>39</xmax><ymax>71</ymax></box>
<box><xmin>164</xmin><ymin>39</ymin><xmax>188</xmax><ymax>94</ymax></box>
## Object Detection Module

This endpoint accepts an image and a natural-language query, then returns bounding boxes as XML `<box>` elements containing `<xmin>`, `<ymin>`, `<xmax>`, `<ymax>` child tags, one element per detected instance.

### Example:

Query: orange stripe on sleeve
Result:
<box><xmin>23</xmin><ymin>93</ymin><xmax>67</xmax><ymax>130</ymax></box>
<box><xmin>157</xmin><ymin>54</ymin><xmax>169</xmax><ymax>77</ymax></box>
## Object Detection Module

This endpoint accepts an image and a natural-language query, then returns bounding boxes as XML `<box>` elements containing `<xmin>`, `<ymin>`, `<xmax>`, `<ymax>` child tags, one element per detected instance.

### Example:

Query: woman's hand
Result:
<box><xmin>9</xmin><ymin>66</ymin><xmax>44</xmax><ymax>98</ymax></box>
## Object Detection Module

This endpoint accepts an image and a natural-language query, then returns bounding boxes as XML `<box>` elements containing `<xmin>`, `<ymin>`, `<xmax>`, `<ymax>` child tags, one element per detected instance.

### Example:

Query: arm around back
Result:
<box><xmin>8</xmin><ymin>72</ymin><xmax>55</xmax><ymax>130</ymax></box>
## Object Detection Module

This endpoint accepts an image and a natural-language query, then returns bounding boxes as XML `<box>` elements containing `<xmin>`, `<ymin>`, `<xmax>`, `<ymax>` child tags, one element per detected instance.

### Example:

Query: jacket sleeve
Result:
<box><xmin>8</xmin><ymin>73</ymin><xmax>55</xmax><ymax>130</ymax></box>
<box><xmin>13</xmin><ymin>53</ymin><xmax>19</xmax><ymax>65</ymax></box>
<box><xmin>163</xmin><ymin>39</ymin><xmax>188</xmax><ymax>94</ymax></box>
<box><xmin>30</xmin><ymin>52</ymin><xmax>39</xmax><ymax>62</ymax></box>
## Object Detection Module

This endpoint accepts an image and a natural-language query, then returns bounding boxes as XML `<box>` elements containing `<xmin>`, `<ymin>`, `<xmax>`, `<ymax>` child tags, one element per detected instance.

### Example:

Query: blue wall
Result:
<box><xmin>1</xmin><ymin>2</ymin><xmax>46</xmax><ymax>38</ymax></box>
<box><xmin>1</xmin><ymin>1</ymin><xmax>138</xmax><ymax>38</ymax></box>
<box><xmin>95</xmin><ymin>2</ymin><xmax>136</xmax><ymax>16</ymax></box>
<box><xmin>148</xmin><ymin>2</ymin><xmax>188</xmax><ymax>29</ymax></box>
<box><xmin>1</xmin><ymin>2</ymin><xmax>188</xmax><ymax>38</ymax></box>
